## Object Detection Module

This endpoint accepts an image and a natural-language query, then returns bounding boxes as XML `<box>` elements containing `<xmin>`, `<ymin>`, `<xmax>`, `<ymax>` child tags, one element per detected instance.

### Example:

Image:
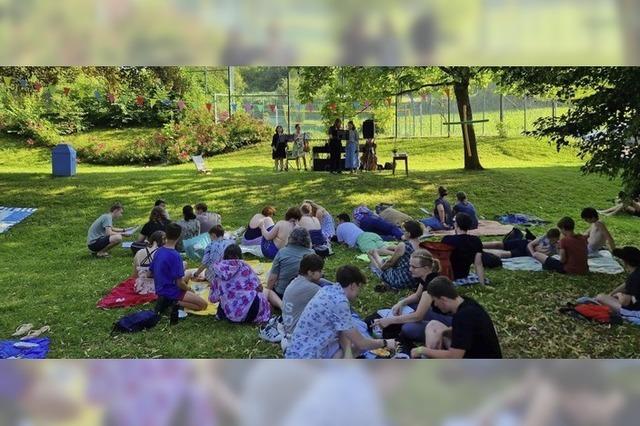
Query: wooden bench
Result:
<box><xmin>392</xmin><ymin>152</ymin><xmax>408</xmax><ymax>176</ymax></box>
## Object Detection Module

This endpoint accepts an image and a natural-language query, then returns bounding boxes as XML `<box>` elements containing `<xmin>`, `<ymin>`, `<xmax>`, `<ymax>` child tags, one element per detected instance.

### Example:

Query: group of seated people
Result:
<box><xmin>86</xmin><ymin>185</ymin><xmax>640</xmax><ymax>359</ymax></box>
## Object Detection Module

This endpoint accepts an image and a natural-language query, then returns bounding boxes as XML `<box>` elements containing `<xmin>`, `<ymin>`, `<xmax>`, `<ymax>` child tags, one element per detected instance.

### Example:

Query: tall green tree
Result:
<box><xmin>496</xmin><ymin>67</ymin><xmax>640</xmax><ymax>194</ymax></box>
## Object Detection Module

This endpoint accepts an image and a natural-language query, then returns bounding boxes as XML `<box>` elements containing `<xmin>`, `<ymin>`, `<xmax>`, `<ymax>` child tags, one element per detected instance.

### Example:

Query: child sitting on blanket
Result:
<box><xmin>209</xmin><ymin>244</ymin><xmax>280</xmax><ymax>324</ymax></box>
<box><xmin>193</xmin><ymin>225</ymin><xmax>235</xmax><ymax>284</ymax></box>
<box><xmin>483</xmin><ymin>228</ymin><xmax>560</xmax><ymax>259</ymax></box>
<box><xmin>149</xmin><ymin>223</ymin><xmax>208</xmax><ymax>312</ymax></box>
<box><xmin>533</xmin><ymin>217</ymin><xmax>588</xmax><ymax>275</ymax></box>
<box><xmin>441</xmin><ymin>213</ymin><xmax>486</xmax><ymax>285</ymax></box>
<box><xmin>581</xmin><ymin>207</ymin><xmax>616</xmax><ymax>256</ymax></box>
<box><xmin>596</xmin><ymin>246</ymin><xmax>640</xmax><ymax>312</ymax></box>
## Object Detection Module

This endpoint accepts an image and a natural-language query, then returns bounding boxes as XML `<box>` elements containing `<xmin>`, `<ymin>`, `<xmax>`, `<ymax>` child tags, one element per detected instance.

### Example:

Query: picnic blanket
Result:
<box><xmin>0</xmin><ymin>337</ymin><xmax>50</xmax><ymax>359</ymax></box>
<box><xmin>97</xmin><ymin>277</ymin><xmax>158</xmax><ymax>309</ymax></box>
<box><xmin>496</xmin><ymin>213</ymin><xmax>549</xmax><ymax>226</ymax></box>
<box><xmin>186</xmin><ymin>283</ymin><xmax>218</xmax><ymax>316</ymax></box>
<box><xmin>0</xmin><ymin>206</ymin><xmax>37</xmax><ymax>234</ymax></box>
<box><xmin>502</xmin><ymin>250</ymin><xmax>624</xmax><ymax>274</ymax></box>
<box><xmin>429</xmin><ymin>220</ymin><xmax>513</xmax><ymax>237</ymax></box>
<box><xmin>620</xmin><ymin>309</ymin><xmax>640</xmax><ymax>325</ymax></box>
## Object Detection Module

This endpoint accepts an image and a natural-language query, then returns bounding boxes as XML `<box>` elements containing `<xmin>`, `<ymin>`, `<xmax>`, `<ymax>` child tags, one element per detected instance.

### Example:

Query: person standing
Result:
<box><xmin>272</xmin><ymin>125</ymin><xmax>287</xmax><ymax>172</ymax></box>
<box><xmin>328</xmin><ymin>118</ymin><xmax>343</xmax><ymax>174</ymax></box>
<box><xmin>291</xmin><ymin>123</ymin><xmax>310</xmax><ymax>171</ymax></box>
<box><xmin>345</xmin><ymin>120</ymin><xmax>360</xmax><ymax>173</ymax></box>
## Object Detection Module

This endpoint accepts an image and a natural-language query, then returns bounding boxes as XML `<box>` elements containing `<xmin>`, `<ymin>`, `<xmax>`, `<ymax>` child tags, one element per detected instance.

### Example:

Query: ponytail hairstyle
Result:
<box><xmin>411</xmin><ymin>249</ymin><xmax>440</xmax><ymax>274</ymax></box>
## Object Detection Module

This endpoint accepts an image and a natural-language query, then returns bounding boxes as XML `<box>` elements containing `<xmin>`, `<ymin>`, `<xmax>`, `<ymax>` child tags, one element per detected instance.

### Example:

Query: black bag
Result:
<box><xmin>502</xmin><ymin>227</ymin><xmax>523</xmax><ymax>243</ymax></box>
<box><xmin>130</xmin><ymin>240</ymin><xmax>149</xmax><ymax>255</ymax></box>
<box><xmin>313</xmin><ymin>245</ymin><xmax>332</xmax><ymax>258</ymax></box>
<box><xmin>112</xmin><ymin>310</ymin><xmax>160</xmax><ymax>333</ymax></box>
<box><xmin>482</xmin><ymin>252</ymin><xmax>503</xmax><ymax>269</ymax></box>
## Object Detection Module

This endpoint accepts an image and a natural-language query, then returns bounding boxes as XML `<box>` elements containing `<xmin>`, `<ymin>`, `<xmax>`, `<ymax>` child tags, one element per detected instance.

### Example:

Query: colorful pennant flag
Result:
<box><xmin>107</xmin><ymin>92</ymin><xmax>115</xmax><ymax>103</ymax></box>
<box><xmin>136</xmin><ymin>95</ymin><xmax>144</xmax><ymax>106</ymax></box>
<box><xmin>385</xmin><ymin>97</ymin><xmax>392</xmax><ymax>107</ymax></box>
<box><xmin>205</xmin><ymin>102</ymin><xmax>212</xmax><ymax>112</ymax></box>
<box><xmin>421</xmin><ymin>93</ymin><xmax>428</xmax><ymax>101</ymax></box>
<box><xmin>18</xmin><ymin>78</ymin><xmax>28</xmax><ymax>89</ymax></box>
<box><xmin>231</xmin><ymin>103</ymin><xmax>237</xmax><ymax>112</ymax></box>
<box><xmin>352</xmin><ymin>101</ymin><xmax>360</xmax><ymax>109</ymax></box>
<box><xmin>63</xmin><ymin>87</ymin><xmax>71</xmax><ymax>96</ymax></box>
<box><xmin>177</xmin><ymin>100</ymin><xmax>186</xmax><ymax>111</ymax></box>
<box><xmin>268</xmin><ymin>104</ymin><xmax>276</xmax><ymax>113</ymax></box>
<box><xmin>33</xmin><ymin>82</ymin><xmax>42</xmax><ymax>92</ymax></box>
<box><xmin>256</xmin><ymin>104</ymin><xmax>264</xmax><ymax>113</ymax></box>
<box><xmin>161</xmin><ymin>99</ymin><xmax>172</xmax><ymax>107</ymax></box>
<box><xmin>329</xmin><ymin>103</ymin><xmax>336</xmax><ymax>111</ymax></box>
<box><xmin>150</xmin><ymin>99</ymin><xmax>158</xmax><ymax>108</ymax></box>
<box><xmin>94</xmin><ymin>90</ymin><xmax>102</xmax><ymax>101</ymax></box>
<box><xmin>219</xmin><ymin>111</ymin><xmax>229</xmax><ymax>121</ymax></box>
<box><xmin>243</xmin><ymin>102</ymin><xmax>253</xmax><ymax>112</ymax></box>
<box><xmin>3</xmin><ymin>76</ymin><xmax>12</xmax><ymax>87</ymax></box>
<box><xmin>364</xmin><ymin>100</ymin><xmax>371</xmax><ymax>108</ymax></box>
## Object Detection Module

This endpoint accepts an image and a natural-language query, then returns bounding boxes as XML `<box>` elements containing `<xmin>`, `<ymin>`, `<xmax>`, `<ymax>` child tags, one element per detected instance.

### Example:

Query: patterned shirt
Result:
<box><xmin>286</xmin><ymin>284</ymin><xmax>353</xmax><ymax>359</ymax></box>
<box><xmin>202</xmin><ymin>239</ymin><xmax>235</xmax><ymax>283</ymax></box>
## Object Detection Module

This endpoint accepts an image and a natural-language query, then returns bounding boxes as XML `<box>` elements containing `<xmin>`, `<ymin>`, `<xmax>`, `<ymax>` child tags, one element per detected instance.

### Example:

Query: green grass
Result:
<box><xmin>1</xmin><ymin>129</ymin><xmax>639</xmax><ymax>358</ymax></box>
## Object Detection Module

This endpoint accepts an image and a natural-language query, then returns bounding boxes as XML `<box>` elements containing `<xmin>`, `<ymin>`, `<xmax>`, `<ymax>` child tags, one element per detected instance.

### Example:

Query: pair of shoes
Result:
<box><xmin>259</xmin><ymin>316</ymin><xmax>283</xmax><ymax>343</ymax></box>
<box><xmin>20</xmin><ymin>325</ymin><xmax>50</xmax><ymax>340</ymax></box>
<box><xmin>12</xmin><ymin>323</ymin><xmax>34</xmax><ymax>337</ymax></box>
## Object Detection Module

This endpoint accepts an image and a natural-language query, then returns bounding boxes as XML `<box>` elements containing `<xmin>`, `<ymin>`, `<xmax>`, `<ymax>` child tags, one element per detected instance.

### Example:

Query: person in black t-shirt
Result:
<box><xmin>441</xmin><ymin>212</ymin><xmax>486</xmax><ymax>284</ymax></box>
<box><xmin>411</xmin><ymin>276</ymin><xmax>501</xmax><ymax>359</ymax></box>
<box><xmin>328</xmin><ymin>118</ymin><xmax>343</xmax><ymax>174</ymax></box>
<box><xmin>596</xmin><ymin>246</ymin><xmax>640</xmax><ymax>311</ymax></box>
<box><xmin>136</xmin><ymin>206</ymin><xmax>170</xmax><ymax>243</ymax></box>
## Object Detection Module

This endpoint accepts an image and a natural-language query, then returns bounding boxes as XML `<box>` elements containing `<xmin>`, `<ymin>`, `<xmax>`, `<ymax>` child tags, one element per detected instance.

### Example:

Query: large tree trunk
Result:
<box><xmin>453</xmin><ymin>80</ymin><xmax>483</xmax><ymax>170</ymax></box>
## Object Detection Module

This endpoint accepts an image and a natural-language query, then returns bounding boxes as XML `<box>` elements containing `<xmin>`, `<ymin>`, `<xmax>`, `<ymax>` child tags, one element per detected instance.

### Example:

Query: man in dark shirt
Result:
<box><xmin>597</xmin><ymin>246</ymin><xmax>640</xmax><ymax>311</ymax></box>
<box><xmin>441</xmin><ymin>212</ymin><xmax>486</xmax><ymax>284</ymax></box>
<box><xmin>328</xmin><ymin>118</ymin><xmax>343</xmax><ymax>174</ymax></box>
<box><xmin>411</xmin><ymin>276</ymin><xmax>502</xmax><ymax>359</ymax></box>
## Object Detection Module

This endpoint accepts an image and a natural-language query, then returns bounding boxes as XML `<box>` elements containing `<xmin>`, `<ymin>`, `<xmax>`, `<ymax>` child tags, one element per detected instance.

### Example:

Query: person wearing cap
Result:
<box><xmin>420</xmin><ymin>186</ymin><xmax>454</xmax><ymax>231</ymax></box>
<box><xmin>596</xmin><ymin>246</ymin><xmax>640</xmax><ymax>311</ymax></box>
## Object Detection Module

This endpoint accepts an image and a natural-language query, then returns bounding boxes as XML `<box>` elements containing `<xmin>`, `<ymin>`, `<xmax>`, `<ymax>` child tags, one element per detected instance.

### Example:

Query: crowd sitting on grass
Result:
<box><xmin>86</xmin><ymin>185</ymin><xmax>640</xmax><ymax>359</ymax></box>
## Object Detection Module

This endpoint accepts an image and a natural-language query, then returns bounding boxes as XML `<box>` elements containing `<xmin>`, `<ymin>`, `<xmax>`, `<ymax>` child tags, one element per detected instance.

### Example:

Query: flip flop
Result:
<box><xmin>21</xmin><ymin>325</ymin><xmax>50</xmax><ymax>340</ymax></box>
<box><xmin>12</xmin><ymin>323</ymin><xmax>34</xmax><ymax>337</ymax></box>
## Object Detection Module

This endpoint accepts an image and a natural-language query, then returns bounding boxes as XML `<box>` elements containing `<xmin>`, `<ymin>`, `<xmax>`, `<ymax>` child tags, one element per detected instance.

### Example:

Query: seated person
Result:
<box><xmin>132</xmin><ymin>230</ymin><xmax>166</xmax><ymax>295</ymax></box>
<box><xmin>421</xmin><ymin>186</ymin><xmax>454</xmax><ymax>231</ymax></box>
<box><xmin>335</xmin><ymin>213</ymin><xmax>387</xmax><ymax>253</ymax></box>
<box><xmin>533</xmin><ymin>217</ymin><xmax>588</xmax><ymax>275</ymax></box>
<box><xmin>303</xmin><ymin>200</ymin><xmax>336</xmax><ymax>240</ymax></box>
<box><xmin>176</xmin><ymin>205</ymin><xmax>201</xmax><ymax>252</ymax></box>
<box><xmin>452</xmin><ymin>191</ymin><xmax>479</xmax><ymax>230</ymax></box>
<box><xmin>154</xmin><ymin>199</ymin><xmax>170</xmax><ymax>219</ymax></box>
<box><xmin>441</xmin><ymin>213</ymin><xmax>486</xmax><ymax>284</ymax></box>
<box><xmin>193</xmin><ymin>225</ymin><xmax>235</xmax><ymax>284</ymax></box>
<box><xmin>209</xmin><ymin>244</ymin><xmax>281</xmax><ymax>324</ymax></box>
<box><xmin>282</xmin><ymin>254</ymin><xmax>326</xmax><ymax>339</ymax></box>
<box><xmin>483</xmin><ymin>228</ymin><xmax>560</xmax><ymax>259</ymax></box>
<box><xmin>354</xmin><ymin>205</ymin><xmax>404</xmax><ymax>240</ymax></box>
<box><xmin>596</xmin><ymin>246</ymin><xmax>640</xmax><ymax>312</ymax></box>
<box><xmin>242</xmin><ymin>206</ymin><xmax>276</xmax><ymax>245</ymax></box>
<box><xmin>300</xmin><ymin>203</ymin><xmax>326</xmax><ymax>247</ymax></box>
<box><xmin>599</xmin><ymin>191</ymin><xmax>640</xmax><ymax>217</ymax></box>
<box><xmin>581</xmin><ymin>207</ymin><xmax>616</xmax><ymax>256</ymax></box>
<box><xmin>137</xmin><ymin>206</ymin><xmax>170</xmax><ymax>244</ymax></box>
<box><xmin>195</xmin><ymin>202</ymin><xmax>221</xmax><ymax>234</ymax></box>
<box><xmin>149</xmin><ymin>223</ymin><xmax>208</xmax><ymax>312</ymax></box>
<box><xmin>267</xmin><ymin>227</ymin><xmax>315</xmax><ymax>301</ymax></box>
<box><xmin>260</xmin><ymin>207</ymin><xmax>302</xmax><ymax>259</ymax></box>
<box><xmin>285</xmin><ymin>265</ymin><xmax>397</xmax><ymax>359</ymax></box>
<box><xmin>368</xmin><ymin>220</ymin><xmax>423</xmax><ymax>291</ymax></box>
<box><xmin>411</xmin><ymin>276</ymin><xmax>502</xmax><ymax>359</ymax></box>
<box><xmin>87</xmin><ymin>202</ymin><xmax>126</xmax><ymax>257</ymax></box>
<box><xmin>372</xmin><ymin>249</ymin><xmax>451</xmax><ymax>354</ymax></box>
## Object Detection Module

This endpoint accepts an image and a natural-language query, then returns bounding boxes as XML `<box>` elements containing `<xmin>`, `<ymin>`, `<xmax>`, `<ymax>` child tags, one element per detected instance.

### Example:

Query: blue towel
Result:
<box><xmin>0</xmin><ymin>206</ymin><xmax>38</xmax><ymax>234</ymax></box>
<box><xmin>496</xmin><ymin>213</ymin><xmax>549</xmax><ymax>226</ymax></box>
<box><xmin>0</xmin><ymin>337</ymin><xmax>50</xmax><ymax>359</ymax></box>
<box><xmin>620</xmin><ymin>309</ymin><xmax>640</xmax><ymax>325</ymax></box>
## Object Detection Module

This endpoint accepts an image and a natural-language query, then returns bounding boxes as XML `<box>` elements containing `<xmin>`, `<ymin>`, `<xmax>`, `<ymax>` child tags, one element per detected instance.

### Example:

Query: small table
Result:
<box><xmin>392</xmin><ymin>153</ymin><xmax>408</xmax><ymax>176</ymax></box>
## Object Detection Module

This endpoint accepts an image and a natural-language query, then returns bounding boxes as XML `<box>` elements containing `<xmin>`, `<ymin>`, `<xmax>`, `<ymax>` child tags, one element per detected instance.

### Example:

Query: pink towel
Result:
<box><xmin>97</xmin><ymin>277</ymin><xmax>157</xmax><ymax>309</ymax></box>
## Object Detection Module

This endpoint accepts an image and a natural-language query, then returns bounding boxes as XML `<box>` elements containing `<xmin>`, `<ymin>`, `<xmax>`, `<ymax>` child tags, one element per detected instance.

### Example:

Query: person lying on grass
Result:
<box><xmin>483</xmin><ymin>228</ymin><xmax>560</xmax><ymax>259</ymax></box>
<box><xmin>148</xmin><ymin>222</ymin><xmax>208</xmax><ymax>312</ymax></box>
<box><xmin>209</xmin><ymin>244</ymin><xmax>281</xmax><ymax>324</ymax></box>
<box><xmin>368</xmin><ymin>220</ymin><xmax>424</xmax><ymax>292</ymax></box>
<box><xmin>598</xmin><ymin>191</ymin><xmax>640</xmax><ymax>217</ymax></box>
<box><xmin>581</xmin><ymin>207</ymin><xmax>616</xmax><ymax>256</ymax></box>
<box><xmin>533</xmin><ymin>217</ymin><xmax>588</xmax><ymax>275</ymax></box>
<box><xmin>87</xmin><ymin>202</ymin><xmax>126</xmax><ymax>258</ymax></box>
<box><xmin>285</xmin><ymin>265</ymin><xmax>397</xmax><ymax>359</ymax></box>
<box><xmin>411</xmin><ymin>276</ymin><xmax>502</xmax><ymax>359</ymax></box>
<box><xmin>596</xmin><ymin>246</ymin><xmax>640</xmax><ymax>312</ymax></box>
<box><xmin>335</xmin><ymin>213</ymin><xmax>387</xmax><ymax>254</ymax></box>
<box><xmin>372</xmin><ymin>249</ymin><xmax>451</xmax><ymax>355</ymax></box>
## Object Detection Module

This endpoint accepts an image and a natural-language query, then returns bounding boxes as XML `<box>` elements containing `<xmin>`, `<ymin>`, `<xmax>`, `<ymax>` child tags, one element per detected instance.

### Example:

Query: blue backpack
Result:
<box><xmin>112</xmin><ymin>310</ymin><xmax>160</xmax><ymax>333</ymax></box>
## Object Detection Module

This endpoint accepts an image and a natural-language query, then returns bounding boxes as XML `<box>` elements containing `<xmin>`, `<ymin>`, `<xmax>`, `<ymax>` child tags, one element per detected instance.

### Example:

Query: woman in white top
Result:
<box><xmin>291</xmin><ymin>123</ymin><xmax>310</xmax><ymax>171</ymax></box>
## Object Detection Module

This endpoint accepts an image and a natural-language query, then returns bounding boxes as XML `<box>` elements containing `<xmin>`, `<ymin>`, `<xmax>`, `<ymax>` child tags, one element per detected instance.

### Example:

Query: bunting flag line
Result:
<box><xmin>243</xmin><ymin>102</ymin><xmax>253</xmax><ymax>112</ymax></box>
<box><xmin>18</xmin><ymin>78</ymin><xmax>28</xmax><ymax>89</ymax></box>
<box><xmin>353</xmin><ymin>101</ymin><xmax>360</xmax><ymax>109</ymax></box>
<box><xmin>256</xmin><ymin>104</ymin><xmax>264</xmax><ymax>113</ymax></box>
<box><xmin>150</xmin><ymin>99</ymin><xmax>158</xmax><ymax>108</ymax></box>
<box><xmin>107</xmin><ymin>93</ymin><xmax>115</xmax><ymax>103</ymax></box>
<box><xmin>63</xmin><ymin>87</ymin><xmax>71</xmax><ymax>96</ymax></box>
<box><xmin>135</xmin><ymin>95</ymin><xmax>144</xmax><ymax>106</ymax></box>
<box><xmin>364</xmin><ymin>100</ymin><xmax>371</xmax><ymax>108</ymax></box>
<box><xmin>161</xmin><ymin>99</ymin><xmax>172</xmax><ymax>107</ymax></box>
<box><xmin>329</xmin><ymin>103</ymin><xmax>336</xmax><ymax>111</ymax></box>
<box><xmin>33</xmin><ymin>82</ymin><xmax>42</xmax><ymax>92</ymax></box>
<box><xmin>94</xmin><ymin>90</ymin><xmax>102</xmax><ymax>101</ymax></box>
<box><xmin>205</xmin><ymin>102</ymin><xmax>212</xmax><ymax>112</ymax></box>
<box><xmin>385</xmin><ymin>97</ymin><xmax>392</xmax><ymax>107</ymax></box>
<box><xmin>268</xmin><ymin>104</ymin><xmax>276</xmax><ymax>113</ymax></box>
<box><xmin>3</xmin><ymin>76</ymin><xmax>12</xmax><ymax>87</ymax></box>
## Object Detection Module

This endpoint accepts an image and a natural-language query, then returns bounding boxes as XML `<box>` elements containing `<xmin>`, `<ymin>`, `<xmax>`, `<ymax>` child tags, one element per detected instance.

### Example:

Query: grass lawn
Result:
<box><xmin>1</xmin><ymin>130</ymin><xmax>639</xmax><ymax>358</ymax></box>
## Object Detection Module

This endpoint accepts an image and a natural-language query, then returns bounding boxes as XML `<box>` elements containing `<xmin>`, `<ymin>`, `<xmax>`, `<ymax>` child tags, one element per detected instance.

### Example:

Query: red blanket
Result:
<box><xmin>97</xmin><ymin>277</ymin><xmax>157</xmax><ymax>309</ymax></box>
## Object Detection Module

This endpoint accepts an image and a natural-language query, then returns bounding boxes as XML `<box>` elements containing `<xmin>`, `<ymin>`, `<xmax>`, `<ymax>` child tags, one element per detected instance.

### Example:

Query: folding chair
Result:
<box><xmin>192</xmin><ymin>155</ymin><xmax>211</xmax><ymax>174</ymax></box>
<box><xmin>285</xmin><ymin>149</ymin><xmax>297</xmax><ymax>171</ymax></box>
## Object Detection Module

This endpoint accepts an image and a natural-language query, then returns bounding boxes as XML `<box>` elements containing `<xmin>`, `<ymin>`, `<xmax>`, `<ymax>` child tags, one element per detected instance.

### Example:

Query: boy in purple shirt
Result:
<box><xmin>150</xmin><ymin>223</ymin><xmax>207</xmax><ymax>311</ymax></box>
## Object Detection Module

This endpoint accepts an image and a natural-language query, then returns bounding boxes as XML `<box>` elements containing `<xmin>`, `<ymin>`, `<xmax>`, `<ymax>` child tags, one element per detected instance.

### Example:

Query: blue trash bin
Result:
<box><xmin>52</xmin><ymin>144</ymin><xmax>77</xmax><ymax>177</ymax></box>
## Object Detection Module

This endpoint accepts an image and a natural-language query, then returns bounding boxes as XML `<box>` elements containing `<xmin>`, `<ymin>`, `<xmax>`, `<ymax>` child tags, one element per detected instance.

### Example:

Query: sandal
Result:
<box><xmin>96</xmin><ymin>252</ymin><xmax>110</xmax><ymax>258</ymax></box>
<box><xmin>21</xmin><ymin>325</ymin><xmax>50</xmax><ymax>340</ymax></box>
<box><xmin>12</xmin><ymin>323</ymin><xmax>34</xmax><ymax>337</ymax></box>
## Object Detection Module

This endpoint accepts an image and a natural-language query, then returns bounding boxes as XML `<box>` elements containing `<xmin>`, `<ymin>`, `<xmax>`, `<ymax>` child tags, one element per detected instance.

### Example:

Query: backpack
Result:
<box><xmin>482</xmin><ymin>252</ymin><xmax>503</xmax><ymax>269</ymax></box>
<box><xmin>502</xmin><ymin>227</ymin><xmax>524</xmax><ymax>243</ymax></box>
<box><xmin>559</xmin><ymin>302</ymin><xmax>623</xmax><ymax>325</ymax></box>
<box><xmin>112</xmin><ymin>310</ymin><xmax>161</xmax><ymax>333</ymax></box>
